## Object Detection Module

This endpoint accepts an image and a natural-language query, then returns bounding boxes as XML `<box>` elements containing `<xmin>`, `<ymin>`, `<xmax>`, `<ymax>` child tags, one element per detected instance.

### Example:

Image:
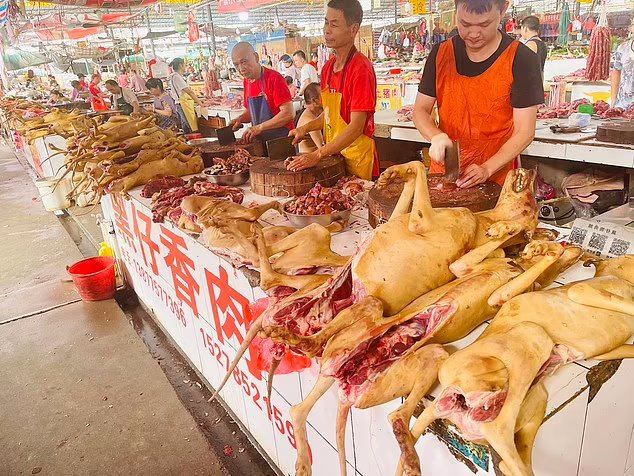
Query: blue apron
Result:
<box><xmin>247</xmin><ymin>71</ymin><xmax>290</xmax><ymax>143</ymax></box>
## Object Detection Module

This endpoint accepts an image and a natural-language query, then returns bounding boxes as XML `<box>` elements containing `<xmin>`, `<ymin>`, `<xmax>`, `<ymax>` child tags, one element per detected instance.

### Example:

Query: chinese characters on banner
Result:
<box><xmin>376</xmin><ymin>83</ymin><xmax>404</xmax><ymax>111</ymax></box>
<box><xmin>103</xmin><ymin>194</ymin><xmax>305</xmax><ymax>472</ymax></box>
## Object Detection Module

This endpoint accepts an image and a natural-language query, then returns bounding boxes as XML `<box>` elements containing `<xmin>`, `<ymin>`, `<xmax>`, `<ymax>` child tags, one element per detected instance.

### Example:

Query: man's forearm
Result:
<box><xmin>483</xmin><ymin>129</ymin><xmax>534</xmax><ymax>176</ymax></box>
<box><xmin>318</xmin><ymin>120</ymin><xmax>364</xmax><ymax>157</ymax></box>
<box><xmin>412</xmin><ymin>105</ymin><xmax>443</xmax><ymax>141</ymax></box>
<box><xmin>234</xmin><ymin>110</ymin><xmax>251</xmax><ymax>125</ymax></box>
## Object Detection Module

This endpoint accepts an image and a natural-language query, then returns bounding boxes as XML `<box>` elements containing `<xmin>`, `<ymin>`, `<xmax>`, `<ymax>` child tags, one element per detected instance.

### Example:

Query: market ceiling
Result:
<box><xmin>24</xmin><ymin>0</ymin><xmax>405</xmax><ymax>31</ymax></box>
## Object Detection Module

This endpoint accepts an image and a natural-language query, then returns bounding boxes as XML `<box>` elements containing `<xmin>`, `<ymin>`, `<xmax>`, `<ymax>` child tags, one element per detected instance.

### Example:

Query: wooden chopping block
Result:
<box><xmin>250</xmin><ymin>155</ymin><xmax>346</xmax><ymax>197</ymax></box>
<box><xmin>596</xmin><ymin>121</ymin><xmax>634</xmax><ymax>145</ymax></box>
<box><xmin>367</xmin><ymin>175</ymin><xmax>501</xmax><ymax>228</ymax></box>
<box><xmin>198</xmin><ymin>142</ymin><xmax>265</xmax><ymax>167</ymax></box>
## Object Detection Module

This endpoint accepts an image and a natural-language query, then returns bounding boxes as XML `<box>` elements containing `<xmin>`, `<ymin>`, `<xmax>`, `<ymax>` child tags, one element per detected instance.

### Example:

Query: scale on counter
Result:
<box><xmin>539</xmin><ymin>197</ymin><xmax>576</xmax><ymax>226</ymax></box>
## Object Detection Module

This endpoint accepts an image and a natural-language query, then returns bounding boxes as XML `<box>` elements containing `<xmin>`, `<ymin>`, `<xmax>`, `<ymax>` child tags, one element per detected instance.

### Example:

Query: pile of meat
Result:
<box><xmin>140</xmin><ymin>175</ymin><xmax>186</xmax><ymax>198</ymax></box>
<box><xmin>144</xmin><ymin>176</ymin><xmax>244</xmax><ymax>225</ymax></box>
<box><xmin>285</xmin><ymin>183</ymin><xmax>355</xmax><ymax>215</ymax></box>
<box><xmin>396</xmin><ymin>105</ymin><xmax>414</xmax><ymax>122</ymax></box>
<box><xmin>537</xmin><ymin>99</ymin><xmax>634</xmax><ymax>119</ymax></box>
<box><xmin>552</xmin><ymin>68</ymin><xmax>586</xmax><ymax>82</ymax></box>
<box><xmin>586</xmin><ymin>26</ymin><xmax>611</xmax><ymax>81</ymax></box>
<box><xmin>202</xmin><ymin>95</ymin><xmax>243</xmax><ymax>110</ymax></box>
<box><xmin>335</xmin><ymin>176</ymin><xmax>367</xmax><ymax>197</ymax></box>
<box><xmin>205</xmin><ymin>148</ymin><xmax>254</xmax><ymax>175</ymax></box>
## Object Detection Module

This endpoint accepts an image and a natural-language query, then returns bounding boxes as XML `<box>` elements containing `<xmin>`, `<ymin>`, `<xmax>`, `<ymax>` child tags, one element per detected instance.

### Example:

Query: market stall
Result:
<box><xmin>93</xmin><ymin>167</ymin><xmax>634</xmax><ymax>476</ymax></box>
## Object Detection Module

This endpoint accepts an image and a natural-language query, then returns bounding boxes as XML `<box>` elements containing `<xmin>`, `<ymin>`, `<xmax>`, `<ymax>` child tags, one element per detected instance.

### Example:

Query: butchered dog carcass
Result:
<box><xmin>212</xmin><ymin>162</ymin><xmax>539</xmax><ymax>404</ymax></box>
<box><xmin>402</xmin><ymin>254</ymin><xmax>634</xmax><ymax>476</ymax></box>
<box><xmin>289</xmin><ymin>240</ymin><xmax>582</xmax><ymax>476</ymax></box>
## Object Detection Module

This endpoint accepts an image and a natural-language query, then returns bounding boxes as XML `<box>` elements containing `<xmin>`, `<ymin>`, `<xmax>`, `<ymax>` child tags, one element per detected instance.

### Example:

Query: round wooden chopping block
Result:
<box><xmin>596</xmin><ymin>121</ymin><xmax>634</xmax><ymax>145</ymax></box>
<box><xmin>367</xmin><ymin>175</ymin><xmax>501</xmax><ymax>228</ymax></box>
<box><xmin>198</xmin><ymin>142</ymin><xmax>265</xmax><ymax>167</ymax></box>
<box><xmin>250</xmin><ymin>155</ymin><xmax>346</xmax><ymax>197</ymax></box>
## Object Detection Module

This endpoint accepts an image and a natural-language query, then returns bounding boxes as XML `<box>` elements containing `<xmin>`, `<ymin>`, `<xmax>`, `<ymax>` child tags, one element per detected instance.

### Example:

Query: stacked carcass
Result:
<box><xmin>55</xmin><ymin>115</ymin><xmax>203</xmax><ymax>205</ymax></box>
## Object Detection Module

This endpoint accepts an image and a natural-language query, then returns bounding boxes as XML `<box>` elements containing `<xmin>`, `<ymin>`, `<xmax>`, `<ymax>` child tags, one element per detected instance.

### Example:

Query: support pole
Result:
<box><xmin>207</xmin><ymin>4</ymin><xmax>216</xmax><ymax>56</ymax></box>
<box><xmin>146</xmin><ymin>12</ymin><xmax>156</xmax><ymax>57</ymax></box>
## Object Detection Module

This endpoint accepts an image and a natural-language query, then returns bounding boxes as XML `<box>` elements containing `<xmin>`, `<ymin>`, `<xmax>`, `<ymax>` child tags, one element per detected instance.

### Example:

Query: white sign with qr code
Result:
<box><xmin>568</xmin><ymin>218</ymin><xmax>634</xmax><ymax>258</ymax></box>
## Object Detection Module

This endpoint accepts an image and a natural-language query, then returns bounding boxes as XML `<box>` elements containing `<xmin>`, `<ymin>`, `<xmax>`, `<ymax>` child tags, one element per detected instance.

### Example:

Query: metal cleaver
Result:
<box><xmin>444</xmin><ymin>141</ymin><xmax>461</xmax><ymax>182</ymax></box>
<box><xmin>215</xmin><ymin>125</ymin><xmax>236</xmax><ymax>146</ymax></box>
<box><xmin>266</xmin><ymin>136</ymin><xmax>296</xmax><ymax>161</ymax></box>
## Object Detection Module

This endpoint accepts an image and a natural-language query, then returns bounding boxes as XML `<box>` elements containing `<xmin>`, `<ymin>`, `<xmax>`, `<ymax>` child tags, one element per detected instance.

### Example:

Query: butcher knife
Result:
<box><xmin>444</xmin><ymin>141</ymin><xmax>460</xmax><ymax>182</ymax></box>
<box><xmin>215</xmin><ymin>125</ymin><xmax>237</xmax><ymax>146</ymax></box>
<box><xmin>266</xmin><ymin>136</ymin><xmax>296</xmax><ymax>161</ymax></box>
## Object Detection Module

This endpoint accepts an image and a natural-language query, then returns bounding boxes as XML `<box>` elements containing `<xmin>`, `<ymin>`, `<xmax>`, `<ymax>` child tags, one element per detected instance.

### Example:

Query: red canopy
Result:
<box><xmin>32</xmin><ymin>12</ymin><xmax>135</xmax><ymax>41</ymax></box>
<box><xmin>218</xmin><ymin>0</ymin><xmax>280</xmax><ymax>13</ymax></box>
<box><xmin>29</xmin><ymin>0</ymin><xmax>157</xmax><ymax>6</ymax></box>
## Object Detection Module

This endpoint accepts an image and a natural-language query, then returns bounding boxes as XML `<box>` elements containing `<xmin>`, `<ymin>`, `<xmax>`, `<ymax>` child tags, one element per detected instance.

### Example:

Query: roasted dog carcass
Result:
<box><xmin>402</xmin><ymin>254</ymin><xmax>634</xmax><ymax>476</ymax></box>
<box><xmin>289</xmin><ymin>240</ymin><xmax>583</xmax><ymax>476</ymax></box>
<box><xmin>212</xmin><ymin>163</ymin><xmax>539</xmax><ymax>411</ymax></box>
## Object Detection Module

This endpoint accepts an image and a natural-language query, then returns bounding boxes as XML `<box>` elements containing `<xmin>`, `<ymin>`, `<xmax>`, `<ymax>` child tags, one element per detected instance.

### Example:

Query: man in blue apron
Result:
<box><xmin>229</xmin><ymin>42</ymin><xmax>295</xmax><ymax>144</ymax></box>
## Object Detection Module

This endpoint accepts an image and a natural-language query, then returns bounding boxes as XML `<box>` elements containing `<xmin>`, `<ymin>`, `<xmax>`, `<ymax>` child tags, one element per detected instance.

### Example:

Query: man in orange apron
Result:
<box><xmin>285</xmin><ymin>0</ymin><xmax>378</xmax><ymax>180</ymax></box>
<box><xmin>412</xmin><ymin>0</ymin><xmax>544</xmax><ymax>188</ymax></box>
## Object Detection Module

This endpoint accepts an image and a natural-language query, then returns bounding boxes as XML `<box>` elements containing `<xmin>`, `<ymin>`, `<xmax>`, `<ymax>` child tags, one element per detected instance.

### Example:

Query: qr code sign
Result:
<box><xmin>569</xmin><ymin>228</ymin><xmax>587</xmax><ymax>246</ymax></box>
<box><xmin>588</xmin><ymin>232</ymin><xmax>607</xmax><ymax>252</ymax></box>
<box><xmin>608</xmin><ymin>238</ymin><xmax>631</xmax><ymax>256</ymax></box>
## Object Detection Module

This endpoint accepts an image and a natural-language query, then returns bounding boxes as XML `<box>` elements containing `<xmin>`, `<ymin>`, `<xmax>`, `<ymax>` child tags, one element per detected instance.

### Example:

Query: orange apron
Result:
<box><xmin>431</xmin><ymin>39</ymin><xmax>519</xmax><ymax>186</ymax></box>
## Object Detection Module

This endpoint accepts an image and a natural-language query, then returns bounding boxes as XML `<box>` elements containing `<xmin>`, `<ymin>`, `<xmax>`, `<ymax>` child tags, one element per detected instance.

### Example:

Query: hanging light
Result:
<box><xmin>238</xmin><ymin>11</ymin><xmax>249</xmax><ymax>22</ymax></box>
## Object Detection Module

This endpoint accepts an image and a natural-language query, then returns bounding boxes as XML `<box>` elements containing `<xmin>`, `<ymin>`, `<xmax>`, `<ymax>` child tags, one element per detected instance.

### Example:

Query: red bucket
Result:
<box><xmin>67</xmin><ymin>256</ymin><xmax>116</xmax><ymax>301</ymax></box>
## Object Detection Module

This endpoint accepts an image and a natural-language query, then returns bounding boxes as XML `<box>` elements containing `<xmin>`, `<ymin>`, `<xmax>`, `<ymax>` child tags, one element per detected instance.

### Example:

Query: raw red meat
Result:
<box><xmin>140</xmin><ymin>176</ymin><xmax>185</xmax><ymax>198</ymax></box>
<box><xmin>285</xmin><ymin>183</ymin><xmax>355</xmax><ymax>215</ymax></box>
<box><xmin>586</xmin><ymin>27</ymin><xmax>611</xmax><ymax>81</ymax></box>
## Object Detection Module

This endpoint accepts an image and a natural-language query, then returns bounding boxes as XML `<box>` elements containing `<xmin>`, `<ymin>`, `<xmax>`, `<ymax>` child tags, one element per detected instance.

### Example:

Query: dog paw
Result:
<box><xmin>522</xmin><ymin>240</ymin><xmax>564</xmax><ymax>259</ymax></box>
<box><xmin>486</xmin><ymin>221</ymin><xmax>523</xmax><ymax>240</ymax></box>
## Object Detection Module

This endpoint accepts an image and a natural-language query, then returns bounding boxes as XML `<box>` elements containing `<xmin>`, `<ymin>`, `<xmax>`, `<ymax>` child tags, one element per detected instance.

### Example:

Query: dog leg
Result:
<box><xmin>594</xmin><ymin>344</ymin><xmax>634</xmax><ymax>360</ymax></box>
<box><xmin>336</xmin><ymin>403</ymin><xmax>352</xmax><ymax>476</ymax></box>
<box><xmin>450</xmin><ymin>221</ymin><xmax>524</xmax><ymax>277</ymax></box>
<box><xmin>395</xmin><ymin>403</ymin><xmax>438</xmax><ymax>476</ymax></box>
<box><xmin>567</xmin><ymin>282</ymin><xmax>634</xmax><ymax>315</ymax></box>
<box><xmin>290</xmin><ymin>376</ymin><xmax>335</xmax><ymax>476</ymax></box>
<box><xmin>488</xmin><ymin>241</ymin><xmax>564</xmax><ymax>307</ymax></box>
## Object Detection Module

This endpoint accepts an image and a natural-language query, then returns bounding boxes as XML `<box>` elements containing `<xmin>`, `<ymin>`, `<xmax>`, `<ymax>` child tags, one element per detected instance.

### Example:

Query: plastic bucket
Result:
<box><xmin>35</xmin><ymin>176</ymin><xmax>72</xmax><ymax>211</ymax></box>
<box><xmin>67</xmin><ymin>256</ymin><xmax>116</xmax><ymax>301</ymax></box>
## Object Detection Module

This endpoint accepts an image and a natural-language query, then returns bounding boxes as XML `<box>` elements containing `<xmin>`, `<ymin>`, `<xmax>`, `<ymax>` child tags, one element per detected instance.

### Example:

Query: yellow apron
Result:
<box><xmin>321</xmin><ymin>48</ymin><xmax>376</xmax><ymax>181</ymax></box>
<box><xmin>179</xmin><ymin>93</ymin><xmax>198</xmax><ymax>132</ymax></box>
<box><xmin>322</xmin><ymin>90</ymin><xmax>375</xmax><ymax>180</ymax></box>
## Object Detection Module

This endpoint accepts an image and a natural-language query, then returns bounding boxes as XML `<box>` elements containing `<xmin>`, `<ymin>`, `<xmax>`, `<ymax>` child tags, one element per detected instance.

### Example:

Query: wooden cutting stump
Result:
<box><xmin>367</xmin><ymin>175</ymin><xmax>501</xmax><ymax>228</ymax></box>
<box><xmin>250</xmin><ymin>155</ymin><xmax>346</xmax><ymax>197</ymax></box>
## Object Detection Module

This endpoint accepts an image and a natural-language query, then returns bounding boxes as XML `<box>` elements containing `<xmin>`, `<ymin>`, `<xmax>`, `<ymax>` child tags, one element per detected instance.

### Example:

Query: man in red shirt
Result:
<box><xmin>286</xmin><ymin>0</ymin><xmax>378</xmax><ymax>180</ymax></box>
<box><xmin>230</xmin><ymin>41</ymin><xmax>294</xmax><ymax>144</ymax></box>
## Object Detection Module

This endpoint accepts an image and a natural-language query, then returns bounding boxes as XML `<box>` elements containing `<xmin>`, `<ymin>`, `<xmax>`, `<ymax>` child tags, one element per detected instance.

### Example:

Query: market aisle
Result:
<box><xmin>0</xmin><ymin>145</ymin><xmax>228</xmax><ymax>474</ymax></box>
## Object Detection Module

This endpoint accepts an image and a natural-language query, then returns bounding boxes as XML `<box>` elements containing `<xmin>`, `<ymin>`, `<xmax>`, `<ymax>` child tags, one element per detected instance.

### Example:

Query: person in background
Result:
<box><xmin>104</xmin><ymin>79</ymin><xmax>140</xmax><ymax>115</ymax></box>
<box><xmin>88</xmin><ymin>73</ymin><xmax>108</xmax><ymax>111</ymax></box>
<box><xmin>169</xmin><ymin>57</ymin><xmax>203</xmax><ymax>133</ymax></box>
<box><xmin>295</xmin><ymin>83</ymin><xmax>324</xmax><ymax>153</ymax></box>
<box><xmin>230</xmin><ymin>41</ymin><xmax>294</xmax><ymax>143</ymax></box>
<box><xmin>48</xmin><ymin>90</ymin><xmax>67</xmax><ymax>105</ymax></box>
<box><xmin>310</xmin><ymin>52</ymin><xmax>319</xmax><ymax>70</ymax></box>
<box><xmin>118</xmin><ymin>67</ymin><xmax>131</xmax><ymax>88</ymax></box>
<box><xmin>279</xmin><ymin>54</ymin><xmax>299</xmax><ymax>87</ymax></box>
<box><xmin>611</xmin><ymin>17</ymin><xmax>634</xmax><ymax>109</ymax></box>
<box><xmin>286</xmin><ymin>0</ymin><xmax>379</xmax><ymax>180</ymax></box>
<box><xmin>262</xmin><ymin>54</ymin><xmax>273</xmax><ymax>67</ymax></box>
<box><xmin>48</xmin><ymin>75</ymin><xmax>59</xmax><ymax>89</ymax></box>
<box><xmin>77</xmin><ymin>73</ymin><xmax>88</xmax><ymax>89</ymax></box>
<box><xmin>70</xmin><ymin>80</ymin><xmax>89</xmax><ymax>101</ymax></box>
<box><xmin>129</xmin><ymin>69</ymin><xmax>147</xmax><ymax>93</ymax></box>
<box><xmin>413</xmin><ymin>0</ymin><xmax>543</xmax><ymax>188</ymax></box>
<box><xmin>285</xmin><ymin>76</ymin><xmax>298</xmax><ymax>98</ymax></box>
<box><xmin>145</xmin><ymin>77</ymin><xmax>179</xmax><ymax>129</ymax></box>
<box><xmin>520</xmin><ymin>16</ymin><xmax>547</xmax><ymax>75</ymax></box>
<box><xmin>293</xmin><ymin>50</ymin><xmax>319</xmax><ymax>96</ymax></box>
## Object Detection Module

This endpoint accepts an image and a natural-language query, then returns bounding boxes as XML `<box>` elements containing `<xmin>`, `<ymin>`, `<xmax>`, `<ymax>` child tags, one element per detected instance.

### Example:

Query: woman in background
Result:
<box><xmin>145</xmin><ymin>78</ymin><xmax>180</xmax><ymax>130</ymax></box>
